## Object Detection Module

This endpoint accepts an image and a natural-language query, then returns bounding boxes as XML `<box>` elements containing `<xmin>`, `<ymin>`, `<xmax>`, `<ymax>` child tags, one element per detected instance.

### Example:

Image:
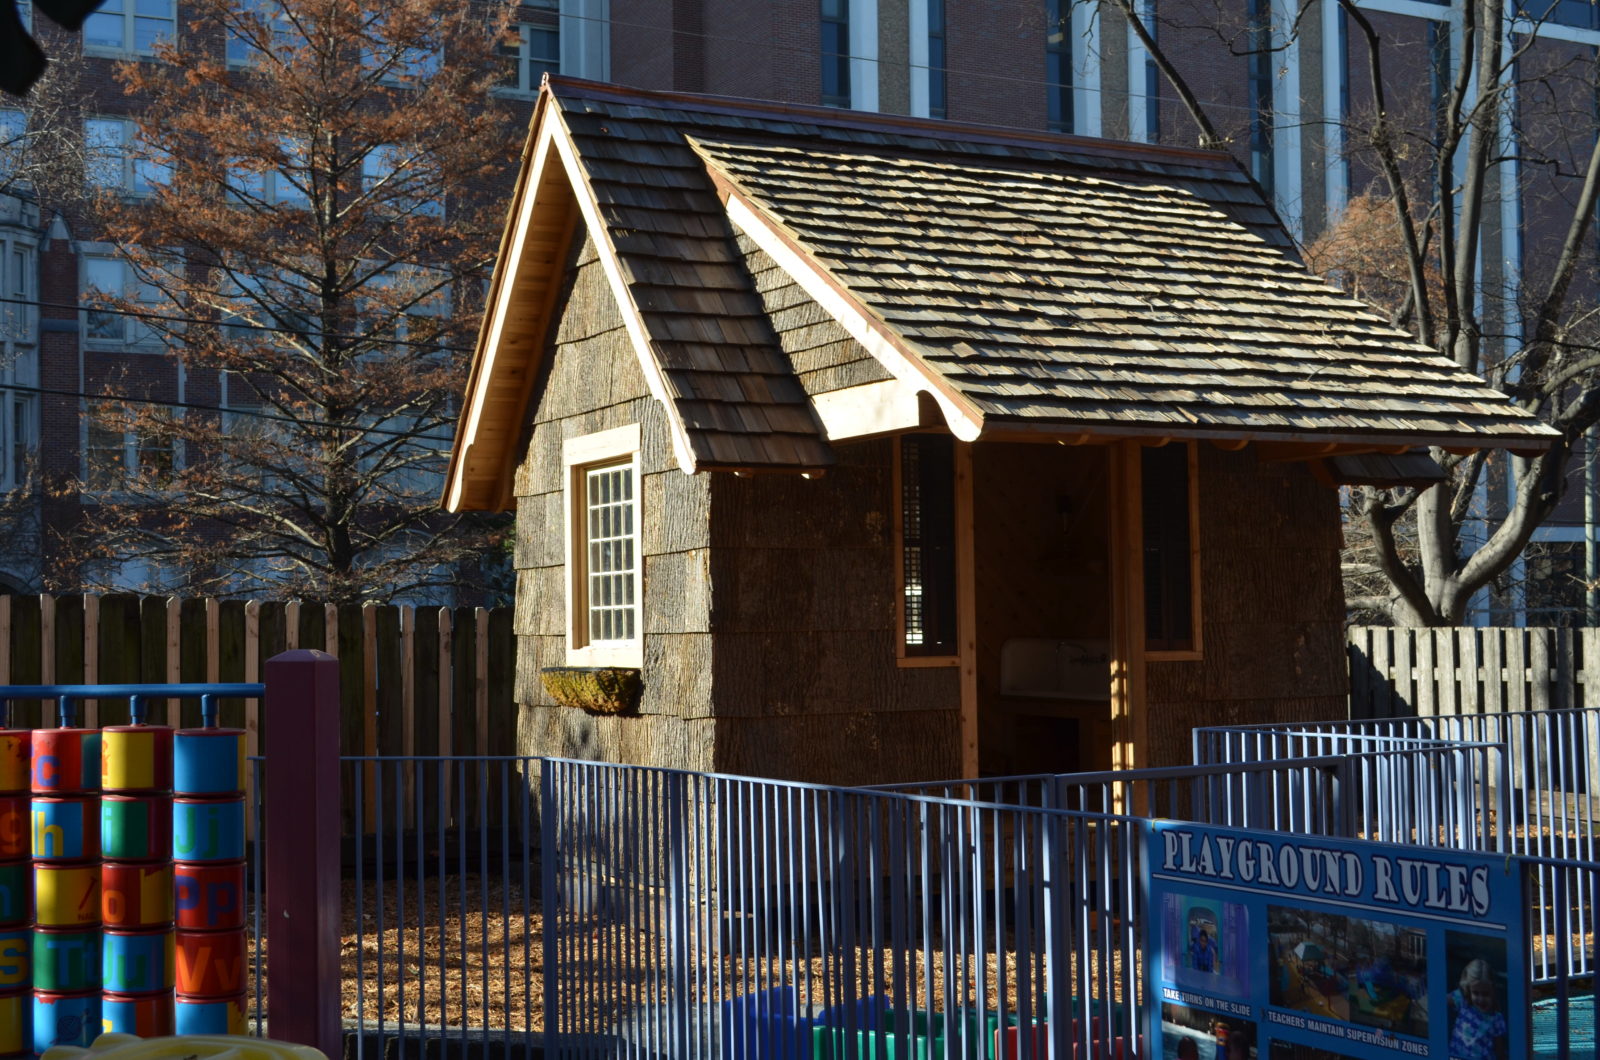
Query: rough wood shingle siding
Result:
<box><xmin>558</xmin><ymin>100</ymin><xmax>833</xmax><ymax>471</ymax></box>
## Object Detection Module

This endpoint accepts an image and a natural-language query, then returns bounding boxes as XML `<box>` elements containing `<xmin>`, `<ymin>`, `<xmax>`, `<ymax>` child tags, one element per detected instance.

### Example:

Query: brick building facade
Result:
<box><xmin>1</xmin><ymin>0</ymin><xmax>1594</xmax><ymax>608</ymax></box>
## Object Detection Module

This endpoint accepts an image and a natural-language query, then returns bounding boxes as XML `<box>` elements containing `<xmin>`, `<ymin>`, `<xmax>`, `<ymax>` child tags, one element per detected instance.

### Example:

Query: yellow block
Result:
<box><xmin>43</xmin><ymin>1033</ymin><xmax>328</xmax><ymax>1060</ymax></box>
<box><xmin>101</xmin><ymin>731</ymin><xmax>156</xmax><ymax>792</ymax></box>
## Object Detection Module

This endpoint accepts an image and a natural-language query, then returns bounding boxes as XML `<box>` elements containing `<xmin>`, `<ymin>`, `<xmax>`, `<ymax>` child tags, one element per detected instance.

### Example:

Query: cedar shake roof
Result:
<box><xmin>444</xmin><ymin>78</ymin><xmax>1554</xmax><ymax>512</ymax></box>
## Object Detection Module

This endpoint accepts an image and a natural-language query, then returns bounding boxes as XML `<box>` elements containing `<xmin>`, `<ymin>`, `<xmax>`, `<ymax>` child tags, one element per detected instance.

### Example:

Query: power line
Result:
<box><xmin>0</xmin><ymin>295</ymin><xmax>477</xmax><ymax>354</ymax></box>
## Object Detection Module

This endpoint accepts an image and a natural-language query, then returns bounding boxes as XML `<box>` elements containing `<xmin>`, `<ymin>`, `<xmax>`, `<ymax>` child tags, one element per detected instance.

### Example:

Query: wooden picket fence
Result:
<box><xmin>1348</xmin><ymin>624</ymin><xmax>1600</xmax><ymax>718</ymax></box>
<box><xmin>0</xmin><ymin>593</ymin><xmax>515</xmax><ymax>836</ymax></box>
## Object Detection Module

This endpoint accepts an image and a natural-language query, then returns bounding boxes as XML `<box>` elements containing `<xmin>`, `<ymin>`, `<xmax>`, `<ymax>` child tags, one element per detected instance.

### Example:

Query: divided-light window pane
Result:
<box><xmin>85</xmin><ymin>257</ymin><xmax>123</xmax><ymax>339</ymax></box>
<box><xmin>85</xmin><ymin>0</ymin><xmax>175</xmax><ymax>54</ymax></box>
<box><xmin>585</xmin><ymin>463</ymin><xmax>636</xmax><ymax>644</ymax></box>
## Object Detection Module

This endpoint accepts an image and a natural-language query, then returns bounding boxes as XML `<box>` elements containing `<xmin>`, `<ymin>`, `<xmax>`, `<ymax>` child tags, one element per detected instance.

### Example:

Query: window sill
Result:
<box><xmin>82</xmin><ymin>47</ymin><xmax>164</xmax><ymax>62</ymax></box>
<box><xmin>1145</xmin><ymin>649</ymin><xmax>1203</xmax><ymax>662</ymax></box>
<box><xmin>897</xmin><ymin>654</ymin><xmax>960</xmax><ymax>669</ymax></box>
<box><xmin>566</xmin><ymin>642</ymin><xmax>642</xmax><ymax>670</ymax></box>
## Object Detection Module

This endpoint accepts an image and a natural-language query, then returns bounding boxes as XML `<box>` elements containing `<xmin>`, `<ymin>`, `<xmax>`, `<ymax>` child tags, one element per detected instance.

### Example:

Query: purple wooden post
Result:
<box><xmin>265</xmin><ymin>649</ymin><xmax>342</xmax><ymax>1057</ymax></box>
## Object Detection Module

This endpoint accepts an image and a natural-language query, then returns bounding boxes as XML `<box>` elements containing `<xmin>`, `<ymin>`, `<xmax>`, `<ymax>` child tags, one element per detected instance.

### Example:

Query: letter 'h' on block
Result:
<box><xmin>265</xmin><ymin>650</ymin><xmax>341</xmax><ymax>1058</ymax></box>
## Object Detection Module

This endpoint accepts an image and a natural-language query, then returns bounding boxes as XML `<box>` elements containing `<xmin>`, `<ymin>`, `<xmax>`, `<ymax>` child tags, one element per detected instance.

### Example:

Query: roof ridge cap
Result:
<box><xmin>543</xmin><ymin>75</ymin><xmax>1241</xmax><ymax>171</ymax></box>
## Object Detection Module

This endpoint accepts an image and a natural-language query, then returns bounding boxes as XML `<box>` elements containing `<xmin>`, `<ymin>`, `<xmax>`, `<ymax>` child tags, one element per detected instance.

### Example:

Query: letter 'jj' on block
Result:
<box><xmin>172</xmin><ymin>799</ymin><xmax>244</xmax><ymax>862</ymax></box>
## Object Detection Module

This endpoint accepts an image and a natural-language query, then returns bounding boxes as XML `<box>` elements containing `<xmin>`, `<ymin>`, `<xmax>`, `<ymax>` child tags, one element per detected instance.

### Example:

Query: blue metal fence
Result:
<box><xmin>539</xmin><ymin>742</ymin><xmax>1518</xmax><ymax>1060</ymax></box>
<box><xmin>1197</xmin><ymin>712</ymin><xmax>1600</xmax><ymax>992</ymax></box>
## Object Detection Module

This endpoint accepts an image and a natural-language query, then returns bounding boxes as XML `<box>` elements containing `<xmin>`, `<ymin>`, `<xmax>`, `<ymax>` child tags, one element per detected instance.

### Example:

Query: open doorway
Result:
<box><xmin>971</xmin><ymin>442</ymin><xmax>1112</xmax><ymax>777</ymax></box>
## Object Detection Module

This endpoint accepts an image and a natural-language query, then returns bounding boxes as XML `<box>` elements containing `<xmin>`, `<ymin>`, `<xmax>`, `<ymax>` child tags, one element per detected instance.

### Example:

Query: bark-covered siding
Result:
<box><xmin>707</xmin><ymin>437</ymin><xmax>961</xmax><ymax>785</ymax></box>
<box><xmin>737</xmin><ymin>233</ymin><xmax>891</xmax><ymax>396</ymax></box>
<box><xmin>512</xmin><ymin>230</ymin><xmax>717</xmax><ymax>772</ymax></box>
<box><xmin>1144</xmin><ymin>446</ymin><xmax>1347</xmax><ymax>766</ymax></box>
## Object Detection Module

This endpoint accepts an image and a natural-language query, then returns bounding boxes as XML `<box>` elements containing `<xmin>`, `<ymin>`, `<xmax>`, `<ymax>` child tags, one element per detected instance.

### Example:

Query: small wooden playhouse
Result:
<box><xmin>444</xmin><ymin>77</ymin><xmax>1552</xmax><ymax>785</ymax></box>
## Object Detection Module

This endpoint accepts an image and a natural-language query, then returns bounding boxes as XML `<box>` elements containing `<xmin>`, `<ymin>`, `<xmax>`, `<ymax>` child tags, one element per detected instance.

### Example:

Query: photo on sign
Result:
<box><xmin>1267</xmin><ymin>1044</ymin><xmax>1359</xmax><ymax>1059</ymax></box>
<box><xmin>1163</xmin><ymin>892</ymin><xmax>1250</xmax><ymax>996</ymax></box>
<box><xmin>1267</xmin><ymin>905</ymin><xmax>1428</xmax><ymax>1039</ymax></box>
<box><xmin>1444</xmin><ymin>930</ymin><xmax>1508</xmax><ymax>1060</ymax></box>
<box><xmin>1162</xmin><ymin>1003</ymin><xmax>1256</xmax><ymax>1060</ymax></box>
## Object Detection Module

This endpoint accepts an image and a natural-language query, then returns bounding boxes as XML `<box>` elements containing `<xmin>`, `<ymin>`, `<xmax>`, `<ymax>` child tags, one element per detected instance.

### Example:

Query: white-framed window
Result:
<box><xmin>362</xmin><ymin>144</ymin><xmax>443</xmax><ymax>217</ymax></box>
<box><xmin>497</xmin><ymin>22</ymin><xmax>559</xmax><ymax>96</ymax></box>
<box><xmin>563</xmin><ymin>423</ymin><xmax>641</xmax><ymax>667</ymax></box>
<box><xmin>226</xmin><ymin>0</ymin><xmax>297</xmax><ymax>65</ymax></box>
<box><xmin>360</xmin><ymin>8</ymin><xmax>440</xmax><ymax>82</ymax></box>
<box><xmin>227</xmin><ymin>138</ymin><xmax>309</xmax><ymax>208</ymax></box>
<box><xmin>0</xmin><ymin>232</ymin><xmax>38</xmax><ymax>492</ymax></box>
<box><xmin>83</xmin><ymin>0</ymin><xmax>176</xmax><ymax>56</ymax></box>
<box><xmin>85</xmin><ymin>118</ymin><xmax>169</xmax><ymax>196</ymax></box>
<box><xmin>84</xmin><ymin>403</ymin><xmax>177</xmax><ymax>493</ymax></box>
<box><xmin>0</xmin><ymin>110</ymin><xmax>25</xmax><ymax>185</ymax></box>
<box><xmin>83</xmin><ymin>253</ymin><xmax>165</xmax><ymax>349</ymax></box>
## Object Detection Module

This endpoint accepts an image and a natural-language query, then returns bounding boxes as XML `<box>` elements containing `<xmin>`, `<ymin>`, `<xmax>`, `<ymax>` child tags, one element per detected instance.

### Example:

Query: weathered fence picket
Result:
<box><xmin>0</xmin><ymin>592</ymin><xmax>515</xmax><ymax>834</ymax></box>
<box><xmin>1350</xmin><ymin>625</ymin><xmax>1600</xmax><ymax>717</ymax></box>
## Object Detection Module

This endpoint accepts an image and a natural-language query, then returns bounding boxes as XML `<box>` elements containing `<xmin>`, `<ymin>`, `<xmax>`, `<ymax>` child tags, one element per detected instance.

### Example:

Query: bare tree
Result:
<box><xmin>1106</xmin><ymin>0</ymin><xmax>1600</xmax><ymax>625</ymax></box>
<box><xmin>66</xmin><ymin>0</ymin><xmax>517</xmax><ymax>603</ymax></box>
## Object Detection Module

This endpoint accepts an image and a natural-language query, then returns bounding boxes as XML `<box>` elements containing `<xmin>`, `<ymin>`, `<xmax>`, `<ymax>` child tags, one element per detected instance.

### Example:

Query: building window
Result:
<box><xmin>1142</xmin><ymin>0</ymin><xmax>1160</xmax><ymax>142</ymax></box>
<box><xmin>362</xmin><ymin>144</ymin><xmax>443</xmax><ymax>217</ymax></box>
<box><xmin>85</xmin><ymin>118</ymin><xmax>168</xmax><ymax>197</ymax></box>
<box><xmin>927</xmin><ymin>0</ymin><xmax>946</xmax><ymax>119</ymax></box>
<box><xmin>899</xmin><ymin>434</ymin><xmax>958</xmax><ymax>659</ymax></box>
<box><xmin>0</xmin><ymin>234</ymin><xmax>37</xmax><ymax>492</ymax></box>
<box><xmin>821</xmin><ymin>0</ymin><xmax>851</xmax><ymax>107</ymax></box>
<box><xmin>83</xmin><ymin>254</ymin><xmax>164</xmax><ymax>349</ymax></box>
<box><xmin>563</xmin><ymin>424</ymin><xmax>641</xmax><ymax>666</ymax></box>
<box><xmin>85</xmin><ymin>404</ymin><xmax>176</xmax><ymax>492</ymax></box>
<box><xmin>226</xmin><ymin>0</ymin><xmax>297</xmax><ymax>66</ymax></box>
<box><xmin>1142</xmin><ymin>443</ymin><xmax>1198</xmax><ymax>654</ymax></box>
<box><xmin>0</xmin><ymin>110</ymin><xmax>24</xmax><ymax>185</ymax></box>
<box><xmin>227</xmin><ymin>138</ymin><xmax>309</xmax><ymax>208</ymax></box>
<box><xmin>1046</xmin><ymin>0</ymin><xmax>1072</xmax><ymax>133</ymax></box>
<box><xmin>498</xmin><ymin>22</ymin><xmax>560</xmax><ymax>95</ymax></box>
<box><xmin>1246</xmin><ymin>0</ymin><xmax>1274</xmax><ymax>194</ymax></box>
<box><xmin>83</xmin><ymin>0</ymin><xmax>175</xmax><ymax>56</ymax></box>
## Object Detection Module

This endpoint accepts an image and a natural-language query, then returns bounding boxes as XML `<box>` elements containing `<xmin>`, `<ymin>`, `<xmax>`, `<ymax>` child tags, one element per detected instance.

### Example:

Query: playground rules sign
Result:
<box><xmin>1145</xmin><ymin>822</ymin><xmax>1526</xmax><ymax>1060</ymax></box>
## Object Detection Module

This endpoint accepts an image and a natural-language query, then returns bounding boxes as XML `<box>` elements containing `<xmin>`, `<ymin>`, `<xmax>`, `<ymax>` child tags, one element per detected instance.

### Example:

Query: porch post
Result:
<box><xmin>264</xmin><ymin>649</ymin><xmax>342</xmax><ymax>1056</ymax></box>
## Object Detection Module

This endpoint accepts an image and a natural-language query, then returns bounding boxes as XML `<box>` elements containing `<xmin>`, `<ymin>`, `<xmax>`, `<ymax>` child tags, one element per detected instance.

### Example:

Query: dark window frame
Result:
<box><xmin>822</xmin><ymin>0</ymin><xmax>851</xmax><ymax>108</ymax></box>
<box><xmin>1141</xmin><ymin>442</ymin><xmax>1200</xmax><ymax>656</ymax></box>
<box><xmin>898</xmin><ymin>433</ymin><xmax>959</xmax><ymax>661</ymax></box>
<box><xmin>1046</xmin><ymin>0</ymin><xmax>1072</xmax><ymax>133</ymax></box>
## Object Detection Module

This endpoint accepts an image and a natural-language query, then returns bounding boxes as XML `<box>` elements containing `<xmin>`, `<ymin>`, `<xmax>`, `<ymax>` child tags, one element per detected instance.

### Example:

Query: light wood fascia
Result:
<box><xmin>955</xmin><ymin>441</ymin><xmax>980</xmax><ymax>779</ymax></box>
<box><xmin>814</xmin><ymin>379</ymin><xmax>925</xmax><ymax>441</ymax></box>
<box><xmin>447</xmin><ymin>110</ymin><xmax>559</xmax><ymax>512</ymax></box>
<box><xmin>718</xmin><ymin>191</ymin><xmax>986</xmax><ymax>443</ymax></box>
<box><xmin>546</xmin><ymin>110</ymin><xmax>702</xmax><ymax>475</ymax></box>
